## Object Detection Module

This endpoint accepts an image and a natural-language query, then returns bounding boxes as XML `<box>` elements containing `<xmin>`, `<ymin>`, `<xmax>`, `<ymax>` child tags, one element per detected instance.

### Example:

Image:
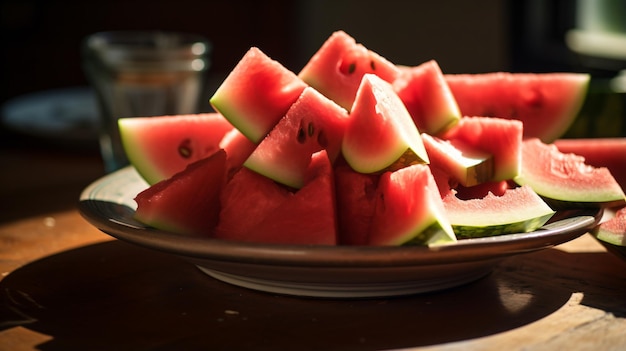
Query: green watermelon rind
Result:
<box><xmin>593</xmin><ymin>227</ymin><xmax>626</xmax><ymax>246</ymax></box>
<box><xmin>402</xmin><ymin>215</ymin><xmax>457</xmax><ymax>246</ymax></box>
<box><xmin>452</xmin><ymin>212</ymin><xmax>554</xmax><ymax>239</ymax></box>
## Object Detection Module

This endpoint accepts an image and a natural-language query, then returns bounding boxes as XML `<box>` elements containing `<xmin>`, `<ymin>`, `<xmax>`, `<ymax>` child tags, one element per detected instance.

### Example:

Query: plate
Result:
<box><xmin>79</xmin><ymin>167</ymin><xmax>603</xmax><ymax>298</ymax></box>
<box><xmin>1</xmin><ymin>86</ymin><xmax>99</xmax><ymax>145</ymax></box>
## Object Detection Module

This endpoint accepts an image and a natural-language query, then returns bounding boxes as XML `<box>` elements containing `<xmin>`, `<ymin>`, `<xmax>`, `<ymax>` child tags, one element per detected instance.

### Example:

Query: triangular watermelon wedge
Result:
<box><xmin>134</xmin><ymin>149</ymin><xmax>227</xmax><ymax>236</ymax></box>
<box><xmin>243</xmin><ymin>87</ymin><xmax>348</xmax><ymax>189</ymax></box>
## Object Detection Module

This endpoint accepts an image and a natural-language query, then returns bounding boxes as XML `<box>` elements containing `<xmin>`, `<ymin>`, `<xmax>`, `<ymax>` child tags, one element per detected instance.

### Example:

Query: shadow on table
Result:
<box><xmin>0</xmin><ymin>239</ymin><xmax>621</xmax><ymax>351</ymax></box>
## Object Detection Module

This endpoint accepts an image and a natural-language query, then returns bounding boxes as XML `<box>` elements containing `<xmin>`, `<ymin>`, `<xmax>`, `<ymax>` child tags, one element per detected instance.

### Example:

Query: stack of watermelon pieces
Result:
<box><xmin>120</xmin><ymin>30</ymin><xmax>626</xmax><ymax>247</ymax></box>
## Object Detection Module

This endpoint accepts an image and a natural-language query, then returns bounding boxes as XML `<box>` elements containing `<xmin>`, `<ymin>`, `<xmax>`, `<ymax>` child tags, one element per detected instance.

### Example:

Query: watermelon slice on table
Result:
<box><xmin>215</xmin><ymin>150</ymin><xmax>337</xmax><ymax>245</ymax></box>
<box><xmin>593</xmin><ymin>207</ymin><xmax>626</xmax><ymax>262</ymax></box>
<box><xmin>210</xmin><ymin>47</ymin><xmax>308</xmax><ymax>143</ymax></box>
<box><xmin>134</xmin><ymin>149</ymin><xmax>227</xmax><ymax>237</ymax></box>
<box><xmin>243</xmin><ymin>87</ymin><xmax>349</xmax><ymax>189</ymax></box>
<box><xmin>393</xmin><ymin>60</ymin><xmax>461</xmax><ymax>136</ymax></box>
<box><xmin>298</xmin><ymin>30</ymin><xmax>400</xmax><ymax>111</ymax></box>
<box><xmin>514</xmin><ymin>138</ymin><xmax>626</xmax><ymax>207</ymax></box>
<box><xmin>441</xmin><ymin>116</ymin><xmax>523</xmax><ymax>182</ymax></box>
<box><xmin>443</xmin><ymin>185</ymin><xmax>555</xmax><ymax>238</ymax></box>
<box><xmin>368</xmin><ymin>163</ymin><xmax>456</xmax><ymax>246</ymax></box>
<box><xmin>119</xmin><ymin>113</ymin><xmax>234</xmax><ymax>185</ymax></box>
<box><xmin>342</xmin><ymin>74</ymin><xmax>429</xmax><ymax>174</ymax></box>
<box><xmin>445</xmin><ymin>72</ymin><xmax>590</xmax><ymax>142</ymax></box>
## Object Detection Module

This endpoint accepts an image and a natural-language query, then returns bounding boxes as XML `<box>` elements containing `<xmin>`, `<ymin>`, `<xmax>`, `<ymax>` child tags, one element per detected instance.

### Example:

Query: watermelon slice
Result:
<box><xmin>514</xmin><ymin>138</ymin><xmax>626</xmax><ymax>207</ymax></box>
<box><xmin>342</xmin><ymin>74</ymin><xmax>429</xmax><ymax>174</ymax></box>
<box><xmin>368</xmin><ymin>164</ymin><xmax>456</xmax><ymax>246</ymax></box>
<box><xmin>134</xmin><ymin>149</ymin><xmax>227</xmax><ymax>236</ymax></box>
<box><xmin>443</xmin><ymin>185</ymin><xmax>555</xmax><ymax>238</ymax></box>
<box><xmin>445</xmin><ymin>72</ymin><xmax>590</xmax><ymax>142</ymax></box>
<box><xmin>554</xmin><ymin>138</ymin><xmax>626</xmax><ymax>190</ymax></box>
<box><xmin>215</xmin><ymin>150</ymin><xmax>337</xmax><ymax>245</ymax></box>
<box><xmin>442</xmin><ymin>116</ymin><xmax>523</xmax><ymax>182</ymax></box>
<box><xmin>210</xmin><ymin>47</ymin><xmax>308</xmax><ymax>143</ymax></box>
<box><xmin>119</xmin><ymin>113</ymin><xmax>234</xmax><ymax>185</ymax></box>
<box><xmin>393</xmin><ymin>60</ymin><xmax>461</xmax><ymax>136</ymax></box>
<box><xmin>243</xmin><ymin>87</ymin><xmax>349</xmax><ymax>189</ymax></box>
<box><xmin>593</xmin><ymin>207</ymin><xmax>626</xmax><ymax>247</ymax></box>
<box><xmin>298</xmin><ymin>30</ymin><xmax>400</xmax><ymax>111</ymax></box>
<box><xmin>421</xmin><ymin>133</ymin><xmax>493</xmax><ymax>187</ymax></box>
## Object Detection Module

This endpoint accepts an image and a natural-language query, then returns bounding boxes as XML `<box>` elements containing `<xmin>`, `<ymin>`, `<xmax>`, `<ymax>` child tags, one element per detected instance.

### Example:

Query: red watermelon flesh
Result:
<box><xmin>454</xmin><ymin>180</ymin><xmax>511</xmax><ymax>200</ymax></box>
<box><xmin>298</xmin><ymin>30</ymin><xmax>400</xmax><ymax>111</ymax></box>
<box><xmin>214</xmin><ymin>166</ymin><xmax>290</xmax><ymax>240</ymax></box>
<box><xmin>515</xmin><ymin>138</ymin><xmax>626</xmax><ymax>206</ymax></box>
<box><xmin>253</xmin><ymin>150</ymin><xmax>337</xmax><ymax>245</ymax></box>
<box><xmin>215</xmin><ymin>150</ymin><xmax>337</xmax><ymax>245</ymax></box>
<box><xmin>368</xmin><ymin>164</ymin><xmax>456</xmax><ymax>246</ymax></box>
<box><xmin>243</xmin><ymin>87</ymin><xmax>349</xmax><ymax>189</ymax></box>
<box><xmin>119</xmin><ymin>113</ymin><xmax>234</xmax><ymax>185</ymax></box>
<box><xmin>554</xmin><ymin>138</ymin><xmax>626</xmax><ymax>191</ymax></box>
<box><xmin>210</xmin><ymin>47</ymin><xmax>308</xmax><ymax>143</ymax></box>
<box><xmin>442</xmin><ymin>116</ymin><xmax>523</xmax><ymax>182</ymax></box>
<box><xmin>134</xmin><ymin>149</ymin><xmax>227</xmax><ymax>236</ymax></box>
<box><xmin>445</xmin><ymin>72</ymin><xmax>590</xmax><ymax>142</ymax></box>
<box><xmin>393</xmin><ymin>60</ymin><xmax>461</xmax><ymax>136</ymax></box>
<box><xmin>334</xmin><ymin>161</ymin><xmax>380</xmax><ymax>245</ymax></box>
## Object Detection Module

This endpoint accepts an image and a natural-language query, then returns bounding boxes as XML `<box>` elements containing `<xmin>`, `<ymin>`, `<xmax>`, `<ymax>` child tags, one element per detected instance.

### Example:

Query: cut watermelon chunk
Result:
<box><xmin>342</xmin><ymin>74</ymin><xmax>429</xmax><ymax>174</ymax></box>
<box><xmin>134</xmin><ymin>149</ymin><xmax>227</xmax><ymax>236</ymax></box>
<box><xmin>515</xmin><ymin>138</ymin><xmax>626</xmax><ymax>207</ymax></box>
<box><xmin>421</xmin><ymin>133</ymin><xmax>493</xmax><ymax>187</ymax></box>
<box><xmin>215</xmin><ymin>151</ymin><xmax>337</xmax><ymax>245</ymax></box>
<box><xmin>442</xmin><ymin>116</ymin><xmax>523</xmax><ymax>182</ymax></box>
<box><xmin>298</xmin><ymin>30</ymin><xmax>400</xmax><ymax>111</ymax></box>
<box><xmin>393</xmin><ymin>60</ymin><xmax>461</xmax><ymax>136</ymax></box>
<box><xmin>593</xmin><ymin>206</ymin><xmax>626</xmax><ymax>246</ymax></box>
<box><xmin>443</xmin><ymin>185</ymin><xmax>555</xmax><ymax>238</ymax></box>
<box><xmin>210</xmin><ymin>47</ymin><xmax>308</xmax><ymax>143</ymax></box>
<box><xmin>243</xmin><ymin>87</ymin><xmax>349</xmax><ymax>189</ymax></box>
<box><xmin>368</xmin><ymin>164</ymin><xmax>456</xmax><ymax>246</ymax></box>
<box><xmin>445</xmin><ymin>72</ymin><xmax>590</xmax><ymax>142</ymax></box>
<box><xmin>119</xmin><ymin>113</ymin><xmax>234</xmax><ymax>185</ymax></box>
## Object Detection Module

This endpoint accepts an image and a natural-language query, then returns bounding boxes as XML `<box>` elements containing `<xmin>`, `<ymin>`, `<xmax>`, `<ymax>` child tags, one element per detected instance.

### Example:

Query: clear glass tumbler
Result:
<box><xmin>82</xmin><ymin>31</ymin><xmax>211</xmax><ymax>172</ymax></box>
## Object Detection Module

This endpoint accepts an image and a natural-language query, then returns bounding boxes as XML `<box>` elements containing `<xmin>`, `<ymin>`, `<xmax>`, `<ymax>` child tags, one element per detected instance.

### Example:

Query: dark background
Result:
<box><xmin>1</xmin><ymin>0</ymin><xmax>625</xmax><ymax>141</ymax></box>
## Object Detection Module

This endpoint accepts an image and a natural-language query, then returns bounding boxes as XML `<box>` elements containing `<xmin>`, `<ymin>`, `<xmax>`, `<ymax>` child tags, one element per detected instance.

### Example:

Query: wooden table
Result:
<box><xmin>1</xmin><ymin>134</ymin><xmax>625</xmax><ymax>351</ymax></box>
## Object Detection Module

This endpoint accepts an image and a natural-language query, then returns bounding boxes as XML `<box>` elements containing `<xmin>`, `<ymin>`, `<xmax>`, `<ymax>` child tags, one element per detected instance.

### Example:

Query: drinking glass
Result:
<box><xmin>82</xmin><ymin>31</ymin><xmax>211</xmax><ymax>172</ymax></box>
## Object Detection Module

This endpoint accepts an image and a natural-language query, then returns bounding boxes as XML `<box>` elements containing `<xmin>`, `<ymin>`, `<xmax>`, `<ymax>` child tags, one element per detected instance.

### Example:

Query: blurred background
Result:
<box><xmin>1</xmin><ymin>0</ymin><xmax>626</xmax><ymax>149</ymax></box>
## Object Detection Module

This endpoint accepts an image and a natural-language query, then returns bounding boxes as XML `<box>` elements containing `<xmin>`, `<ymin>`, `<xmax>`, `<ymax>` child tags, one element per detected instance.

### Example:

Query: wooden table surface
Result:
<box><xmin>1</xmin><ymin>133</ymin><xmax>625</xmax><ymax>351</ymax></box>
